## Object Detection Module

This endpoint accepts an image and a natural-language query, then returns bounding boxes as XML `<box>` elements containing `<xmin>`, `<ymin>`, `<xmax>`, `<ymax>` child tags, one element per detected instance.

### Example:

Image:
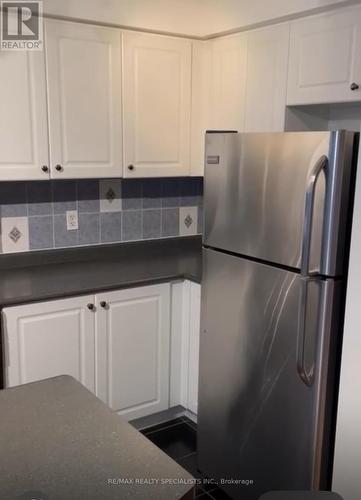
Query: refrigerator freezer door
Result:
<box><xmin>204</xmin><ymin>131</ymin><xmax>356</xmax><ymax>277</ymax></box>
<box><xmin>198</xmin><ymin>248</ymin><xmax>341</xmax><ymax>500</ymax></box>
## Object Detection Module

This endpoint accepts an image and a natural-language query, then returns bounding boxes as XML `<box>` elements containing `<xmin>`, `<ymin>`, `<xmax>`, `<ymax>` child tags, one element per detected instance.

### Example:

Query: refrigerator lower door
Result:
<box><xmin>198</xmin><ymin>248</ymin><xmax>342</xmax><ymax>500</ymax></box>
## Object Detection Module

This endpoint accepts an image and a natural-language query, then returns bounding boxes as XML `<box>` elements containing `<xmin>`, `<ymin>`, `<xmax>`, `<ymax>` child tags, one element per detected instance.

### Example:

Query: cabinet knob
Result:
<box><xmin>87</xmin><ymin>303</ymin><xmax>95</xmax><ymax>311</ymax></box>
<box><xmin>100</xmin><ymin>301</ymin><xmax>107</xmax><ymax>308</ymax></box>
<box><xmin>55</xmin><ymin>164</ymin><xmax>63</xmax><ymax>172</ymax></box>
<box><xmin>350</xmin><ymin>82</ymin><xmax>359</xmax><ymax>91</ymax></box>
<box><xmin>128</xmin><ymin>165</ymin><xmax>135</xmax><ymax>171</ymax></box>
<box><xmin>41</xmin><ymin>165</ymin><xmax>49</xmax><ymax>173</ymax></box>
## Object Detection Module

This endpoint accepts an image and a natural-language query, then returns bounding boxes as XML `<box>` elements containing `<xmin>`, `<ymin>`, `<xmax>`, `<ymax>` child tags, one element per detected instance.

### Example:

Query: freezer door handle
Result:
<box><xmin>301</xmin><ymin>155</ymin><xmax>328</xmax><ymax>277</ymax></box>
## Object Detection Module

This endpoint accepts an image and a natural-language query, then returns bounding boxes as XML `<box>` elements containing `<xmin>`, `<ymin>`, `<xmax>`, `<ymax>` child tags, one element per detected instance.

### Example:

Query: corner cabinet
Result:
<box><xmin>190</xmin><ymin>41</ymin><xmax>212</xmax><ymax>176</ymax></box>
<box><xmin>287</xmin><ymin>6</ymin><xmax>361</xmax><ymax>105</ymax></box>
<box><xmin>210</xmin><ymin>34</ymin><xmax>247</xmax><ymax>132</ymax></box>
<box><xmin>95</xmin><ymin>284</ymin><xmax>171</xmax><ymax>420</ymax></box>
<box><xmin>45</xmin><ymin>20</ymin><xmax>123</xmax><ymax>179</ymax></box>
<box><xmin>122</xmin><ymin>31</ymin><xmax>192</xmax><ymax>178</ymax></box>
<box><xmin>244</xmin><ymin>24</ymin><xmax>289</xmax><ymax>132</ymax></box>
<box><xmin>207</xmin><ymin>24</ymin><xmax>289</xmax><ymax>137</ymax></box>
<box><xmin>0</xmin><ymin>50</ymin><xmax>49</xmax><ymax>181</ymax></box>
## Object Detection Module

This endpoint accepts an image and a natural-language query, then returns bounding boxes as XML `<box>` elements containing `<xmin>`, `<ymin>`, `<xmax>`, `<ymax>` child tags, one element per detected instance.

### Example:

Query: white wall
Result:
<box><xmin>43</xmin><ymin>0</ymin><xmax>351</xmax><ymax>37</ymax></box>
<box><xmin>203</xmin><ymin>0</ymin><xmax>351</xmax><ymax>36</ymax></box>
<box><xmin>333</xmin><ymin>128</ymin><xmax>361</xmax><ymax>500</ymax></box>
<box><xmin>43</xmin><ymin>0</ymin><xmax>210</xmax><ymax>37</ymax></box>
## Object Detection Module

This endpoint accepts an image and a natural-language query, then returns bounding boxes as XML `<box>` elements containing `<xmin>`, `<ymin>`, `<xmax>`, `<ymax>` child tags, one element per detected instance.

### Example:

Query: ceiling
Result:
<box><xmin>43</xmin><ymin>0</ymin><xmax>355</xmax><ymax>37</ymax></box>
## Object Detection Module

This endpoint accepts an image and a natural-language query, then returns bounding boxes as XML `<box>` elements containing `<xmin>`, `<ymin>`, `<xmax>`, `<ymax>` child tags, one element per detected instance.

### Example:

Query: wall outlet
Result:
<box><xmin>66</xmin><ymin>210</ymin><xmax>78</xmax><ymax>231</ymax></box>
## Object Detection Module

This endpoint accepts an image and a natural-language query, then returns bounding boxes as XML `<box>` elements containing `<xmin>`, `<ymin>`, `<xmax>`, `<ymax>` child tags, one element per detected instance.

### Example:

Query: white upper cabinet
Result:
<box><xmin>45</xmin><ymin>20</ymin><xmax>122</xmax><ymax>179</ymax></box>
<box><xmin>190</xmin><ymin>41</ymin><xmax>212</xmax><ymax>176</ymax></box>
<box><xmin>3</xmin><ymin>295</ymin><xmax>96</xmax><ymax>391</ymax></box>
<box><xmin>122</xmin><ymin>31</ymin><xmax>192</xmax><ymax>178</ymax></box>
<box><xmin>287</xmin><ymin>6</ymin><xmax>361</xmax><ymax>105</ymax></box>
<box><xmin>95</xmin><ymin>284</ymin><xmax>171</xmax><ymax>421</ymax></box>
<box><xmin>210</xmin><ymin>34</ymin><xmax>247</xmax><ymax>132</ymax></box>
<box><xmin>0</xmin><ymin>50</ymin><xmax>49</xmax><ymax>181</ymax></box>
<box><xmin>244</xmin><ymin>24</ymin><xmax>289</xmax><ymax>132</ymax></box>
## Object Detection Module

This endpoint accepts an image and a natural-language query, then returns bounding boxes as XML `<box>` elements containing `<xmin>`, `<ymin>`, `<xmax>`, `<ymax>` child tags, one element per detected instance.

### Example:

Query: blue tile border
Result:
<box><xmin>0</xmin><ymin>178</ymin><xmax>203</xmax><ymax>253</ymax></box>
<box><xmin>27</xmin><ymin>182</ymin><xmax>52</xmax><ymax>216</ymax></box>
<box><xmin>78</xmin><ymin>180</ymin><xmax>100</xmax><ymax>213</ymax></box>
<box><xmin>53</xmin><ymin>181</ymin><xmax>77</xmax><ymax>215</ymax></box>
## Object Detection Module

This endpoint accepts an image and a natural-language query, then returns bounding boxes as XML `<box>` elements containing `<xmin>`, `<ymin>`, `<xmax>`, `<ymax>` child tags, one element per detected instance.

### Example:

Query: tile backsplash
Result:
<box><xmin>0</xmin><ymin>178</ymin><xmax>203</xmax><ymax>254</ymax></box>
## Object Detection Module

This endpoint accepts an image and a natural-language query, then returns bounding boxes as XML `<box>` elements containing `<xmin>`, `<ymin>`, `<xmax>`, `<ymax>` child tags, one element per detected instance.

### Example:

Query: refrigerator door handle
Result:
<box><xmin>301</xmin><ymin>155</ymin><xmax>328</xmax><ymax>277</ymax></box>
<box><xmin>297</xmin><ymin>278</ymin><xmax>314</xmax><ymax>387</ymax></box>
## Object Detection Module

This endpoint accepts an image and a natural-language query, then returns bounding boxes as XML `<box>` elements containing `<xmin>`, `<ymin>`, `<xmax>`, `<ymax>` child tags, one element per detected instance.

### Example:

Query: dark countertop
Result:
<box><xmin>0</xmin><ymin>375</ymin><xmax>195</xmax><ymax>500</ymax></box>
<box><xmin>0</xmin><ymin>236</ymin><xmax>202</xmax><ymax>308</ymax></box>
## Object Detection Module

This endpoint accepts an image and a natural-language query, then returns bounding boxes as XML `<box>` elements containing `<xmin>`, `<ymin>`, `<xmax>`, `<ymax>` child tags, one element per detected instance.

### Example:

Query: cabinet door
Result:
<box><xmin>244</xmin><ymin>24</ymin><xmax>289</xmax><ymax>132</ymax></box>
<box><xmin>187</xmin><ymin>282</ymin><xmax>201</xmax><ymax>415</ymax></box>
<box><xmin>211</xmin><ymin>34</ymin><xmax>247</xmax><ymax>132</ymax></box>
<box><xmin>122</xmin><ymin>31</ymin><xmax>191</xmax><ymax>178</ymax></box>
<box><xmin>287</xmin><ymin>7</ymin><xmax>361</xmax><ymax>105</ymax></box>
<box><xmin>45</xmin><ymin>20</ymin><xmax>122</xmax><ymax>179</ymax></box>
<box><xmin>169</xmin><ymin>280</ymin><xmax>201</xmax><ymax>415</ymax></box>
<box><xmin>2</xmin><ymin>295</ymin><xmax>95</xmax><ymax>391</ymax></box>
<box><xmin>0</xmin><ymin>50</ymin><xmax>49</xmax><ymax>180</ymax></box>
<box><xmin>96</xmin><ymin>284</ymin><xmax>170</xmax><ymax>420</ymax></box>
<box><xmin>191</xmin><ymin>41</ymin><xmax>212</xmax><ymax>176</ymax></box>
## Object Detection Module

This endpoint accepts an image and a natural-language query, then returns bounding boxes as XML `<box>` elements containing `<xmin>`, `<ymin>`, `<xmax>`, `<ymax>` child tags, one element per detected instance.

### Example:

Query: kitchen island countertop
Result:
<box><xmin>0</xmin><ymin>375</ymin><xmax>195</xmax><ymax>500</ymax></box>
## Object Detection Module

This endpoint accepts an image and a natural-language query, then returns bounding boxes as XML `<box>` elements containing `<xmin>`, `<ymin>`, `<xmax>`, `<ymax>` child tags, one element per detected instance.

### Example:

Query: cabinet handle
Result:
<box><xmin>41</xmin><ymin>165</ymin><xmax>49</xmax><ymax>173</ymax></box>
<box><xmin>350</xmin><ymin>82</ymin><xmax>359</xmax><ymax>91</ymax></box>
<box><xmin>87</xmin><ymin>303</ymin><xmax>95</xmax><ymax>311</ymax></box>
<box><xmin>128</xmin><ymin>165</ymin><xmax>135</xmax><ymax>171</ymax></box>
<box><xmin>55</xmin><ymin>164</ymin><xmax>63</xmax><ymax>172</ymax></box>
<box><xmin>100</xmin><ymin>301</ymin><xmax>107</xmax><ymax>308</ymax></box>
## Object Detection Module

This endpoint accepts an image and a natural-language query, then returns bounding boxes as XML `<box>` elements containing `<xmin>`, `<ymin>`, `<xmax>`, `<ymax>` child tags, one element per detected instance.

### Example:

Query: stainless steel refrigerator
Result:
<box><xmin>198</xmin><ymin>131</ymin><xmax>359</xmax><ymax>500</ymax></box>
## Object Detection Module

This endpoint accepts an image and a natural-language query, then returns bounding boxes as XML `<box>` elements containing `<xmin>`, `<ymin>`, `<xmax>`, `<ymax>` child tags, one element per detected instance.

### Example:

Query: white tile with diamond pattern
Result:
<box><xmin>179</xmin><ymin>207</ymin><xmax>198</xmax><ymax>237</ymax></box>
<box><xmin>99</xmin><ymin>179</ymin><xmax>122</xmax><ymax>213</ymax></box>
<box><xmin>1</xmin><ymin>217</ymin><xmax>29</xmax><ymax>253</ymax></box>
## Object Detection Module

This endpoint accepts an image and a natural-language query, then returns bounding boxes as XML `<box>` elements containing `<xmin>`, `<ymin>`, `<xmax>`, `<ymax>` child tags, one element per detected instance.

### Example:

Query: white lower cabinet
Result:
<box><xmin>2</xmin><ymin>283</ymin><xmax>172</xmax><ymax>421</ymax></box>
<box><xmin>2</xmin><ymin>295</ymin><xmax>96</xmax><ymax>391</ymax></box>
<box><xmin>2</xmin><ymin>281</ymin><xmax>200</xmax><ymax>421</ymax></box>
<box><xmin>170</xmin><ymin>281</ymin><xmax>201</xmax><ymax>415</ymax></box>
<box><xmin>95</xmin><ymin>284</ymin><xmax>171</xmax><ymax>420</ymax></box>
<box><xmin>187</xmin><ymin>282</ymin><xmax>201</xmax><ymax>414</ymax></box>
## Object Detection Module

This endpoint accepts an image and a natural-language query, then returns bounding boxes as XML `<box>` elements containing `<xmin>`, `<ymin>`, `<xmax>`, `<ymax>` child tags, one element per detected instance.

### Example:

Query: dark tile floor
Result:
<box><xmin>141</xmin><ymin>417</ymin><xmax>232</xmax><ymax>499</ymax></box>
